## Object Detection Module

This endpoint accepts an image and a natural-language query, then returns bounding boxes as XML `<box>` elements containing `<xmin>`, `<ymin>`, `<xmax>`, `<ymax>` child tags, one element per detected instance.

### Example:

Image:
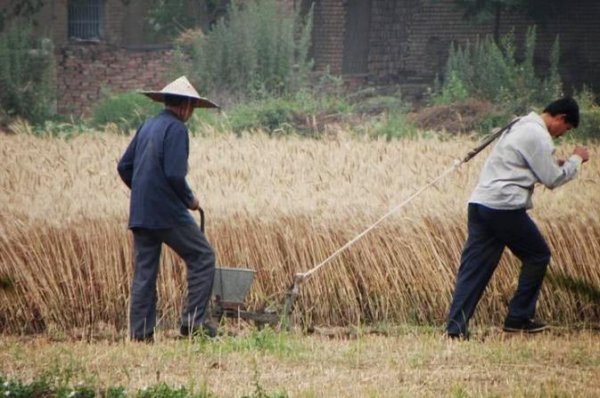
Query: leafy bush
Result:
<box><xmin>224</xmin><ymin>89</ymin><xmax>353</xmax><ymax>136</ymax></box>
<box><xmin>433</xmin><ymin>26</ymin><xmax>562</xmax><ymax>114</ymax></box>
<box><xmin>225</xmin><ymin>97</ymin><xmax>297</xmax><ymax>135</ymax></box>
<box><xmin>366</xmin><ymin>112</ymin><xmax>421</xmax><ymax>140</ymax></box>
<box><xmin>431</xmin><ymin>71</ymin><xmax>469</xmax><ymax>105</ymax></box>
<box><xmin>0</xmin><ymin>374</ymin><xmax>51</xmax><ymax>397</ymax></box>
<box><xmin>91</xmin><ymin>91</ymin><xmax>162</xmax><ymax>133</ymax></box>
<box><xmin>0</xmin><ymin>22</ymin><xmax>56</xmax><ymax>125</ymax></box>
<box><xmin>180</xmin><ymin>0</ymin><xmax>313</xmax><ymax>100</ymax></box>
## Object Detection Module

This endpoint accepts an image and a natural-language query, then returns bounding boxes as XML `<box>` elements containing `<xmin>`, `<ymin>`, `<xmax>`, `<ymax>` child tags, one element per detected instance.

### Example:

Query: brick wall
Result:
<box><xmin>7</xmin><ymin>0</ymin><xmax>599</xmax><ymax>116</ymax></box>
<box><xmin>312</xmin><ymin>0</ymin><xmax>600</xmax><ymax>94</ymax></box>
<box><xmin>0</xmin><ymin>0</ymin><xmax>194</xmax><ymax>117</ymax></box>
<box><xmin>57</xmin><ymin>44</ymin><xmax>175</xmax><ymax>116</ymax></box>
<box><xmin>27</xmin><ymin>0</ymin><xmax>163</xmax><ymax>48</ymax></box>
<box><xmin>310</xmin><ymin>0</ymin><xmax>345</xmax><ymax>75</ymax></box>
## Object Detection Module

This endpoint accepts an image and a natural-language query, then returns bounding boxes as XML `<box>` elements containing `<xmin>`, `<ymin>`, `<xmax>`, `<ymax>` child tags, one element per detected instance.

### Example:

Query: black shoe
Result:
<box><xmin>180</xmin><ymin>322</ymin><xmax>218</xmax><ymax>338</ymax></box>
<box><xmin>503</xmin><ymin>318</ymin><xmax>549</xmax><ymax>333</ymax></box>
<box><xmin>131</xmin><ymin>333</ymin><xmax>154</xmax><ymax>343</ymax></box>
<box><xmin>447</xmin><ymin>332</ymin><xmax>469</xmax><ymax>341</ymax></box>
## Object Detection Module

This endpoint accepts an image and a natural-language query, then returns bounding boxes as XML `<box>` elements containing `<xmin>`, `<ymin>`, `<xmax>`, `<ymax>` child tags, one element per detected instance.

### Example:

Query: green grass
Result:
<box><xmin>1</xmin><ymin>328</ymin><xmax>599</xmax><ymax>397</ymax></box>
<box><xmin>0</xmin><ymin>375</ymin><xmax>218</xmax><ymax>398</ymax></box>
<box><xmin>90</xmin><ymin>91</ymin><xmax>162</xmax><ymax>133</ymax></box>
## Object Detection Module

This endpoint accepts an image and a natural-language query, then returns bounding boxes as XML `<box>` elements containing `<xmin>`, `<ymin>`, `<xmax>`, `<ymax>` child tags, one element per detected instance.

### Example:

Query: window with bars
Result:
<box><xmin>68</xmin><ymin>0</ymin><xmax>105</xmax><ymax>41</ymax></box>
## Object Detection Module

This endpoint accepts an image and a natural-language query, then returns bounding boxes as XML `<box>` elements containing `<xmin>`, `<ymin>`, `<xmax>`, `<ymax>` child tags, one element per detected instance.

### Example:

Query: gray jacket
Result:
<box><xmin>469</xmin><ymin>112</ymin><xmax>582</xmax><ymax>210</ymax></box>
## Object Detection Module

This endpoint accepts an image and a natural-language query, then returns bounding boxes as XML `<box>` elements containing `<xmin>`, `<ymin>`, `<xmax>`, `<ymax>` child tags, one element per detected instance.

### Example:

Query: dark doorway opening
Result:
<box><xmin>342</xmin><ymin>0</ymin><xmax>372</xmax><ymax>75</ymax></box>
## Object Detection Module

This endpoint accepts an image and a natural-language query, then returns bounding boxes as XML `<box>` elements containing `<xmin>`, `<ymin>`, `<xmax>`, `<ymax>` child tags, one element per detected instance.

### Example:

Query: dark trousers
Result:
<box><xmin>130</xmin><ymin>223</ymin><xmax>215</xmax><ymax>339</ymax></box>
<box><xmin>447</xmin><ymin>203</ymin><xmax>551</xmax><ymax>336</ymax></box>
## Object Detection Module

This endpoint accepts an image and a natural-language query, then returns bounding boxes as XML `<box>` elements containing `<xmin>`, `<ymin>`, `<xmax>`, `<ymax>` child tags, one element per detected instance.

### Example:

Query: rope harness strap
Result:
<box><xmin>298</xmin><ymin>160</ymin><xmax>461</xmax><ymax>283</ymax></box>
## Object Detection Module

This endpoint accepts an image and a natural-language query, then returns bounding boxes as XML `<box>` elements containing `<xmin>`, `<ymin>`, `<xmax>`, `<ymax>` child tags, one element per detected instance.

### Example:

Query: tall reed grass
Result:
<box><xmin>1</xmin><ymin>132</ymin><xmax>598</xmax><ymax>334</ymax></box>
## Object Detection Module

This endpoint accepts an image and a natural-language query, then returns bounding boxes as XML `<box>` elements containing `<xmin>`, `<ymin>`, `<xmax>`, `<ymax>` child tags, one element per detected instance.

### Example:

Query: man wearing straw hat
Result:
<box><xmin>446</xmin><ymin>97</ymin><xmax>589</xmax><ymax>340</ymax></box>
<box><xmin>117</xmin><ymin>76</ymin><xmax>219</xmax><ymax>342</ymax></box>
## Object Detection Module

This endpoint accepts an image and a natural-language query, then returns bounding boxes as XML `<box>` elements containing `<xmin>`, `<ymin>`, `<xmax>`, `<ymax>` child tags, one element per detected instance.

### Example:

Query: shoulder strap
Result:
<box><xmin>462</xmin><ymin>117</ymin><xmax>521</xmax><ymax>163</ymax></box>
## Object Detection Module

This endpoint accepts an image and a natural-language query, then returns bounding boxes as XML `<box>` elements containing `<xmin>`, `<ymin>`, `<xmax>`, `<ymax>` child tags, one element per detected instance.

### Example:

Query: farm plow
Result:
<box><xmin>209</xmin><ymin>267</ymin><xmax>302</xmax><ymax>329</ymax></box>
<box><xmin>199</xmin><ymin>208</ymin><xmax>300</xmax><ymax>329</ymax></box>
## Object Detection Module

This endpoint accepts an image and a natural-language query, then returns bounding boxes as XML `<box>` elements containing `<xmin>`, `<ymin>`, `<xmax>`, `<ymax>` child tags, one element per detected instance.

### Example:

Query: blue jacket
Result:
<box><xmin>118</xmin><ymin>109</ymin><xmax>195</xmax><ymax>229</ymax></box>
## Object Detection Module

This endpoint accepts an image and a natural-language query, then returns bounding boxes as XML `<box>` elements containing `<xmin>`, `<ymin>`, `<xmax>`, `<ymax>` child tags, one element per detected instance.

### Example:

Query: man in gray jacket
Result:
<box><xmin>447</xmin><ymin>97</ymin><xmax>589</xmax><ymax>339</ymax></box>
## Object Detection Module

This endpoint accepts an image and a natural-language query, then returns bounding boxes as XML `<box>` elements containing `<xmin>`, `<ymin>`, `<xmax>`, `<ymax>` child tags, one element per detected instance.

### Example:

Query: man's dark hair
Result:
<box><xmin>164</xmin><ymin>94</ymin><xmax>190</xmax><ymax>107</ymax></box>
<box><xmin>543</xmin><ymin>97</ymin><xmax>580</xmax><ymax>128</ymax></box>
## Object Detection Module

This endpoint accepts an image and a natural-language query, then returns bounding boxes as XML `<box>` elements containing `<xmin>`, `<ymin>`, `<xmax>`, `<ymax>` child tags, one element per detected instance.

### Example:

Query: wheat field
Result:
<box><xmin>1</xmin><ymin>131</ymin><xmax>599</xmax><ymax>336</ymax></box>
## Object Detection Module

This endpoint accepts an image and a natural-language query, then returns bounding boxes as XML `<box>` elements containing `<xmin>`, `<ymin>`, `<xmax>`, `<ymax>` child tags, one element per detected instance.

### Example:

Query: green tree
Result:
<box><xmin>0</xmin><ymin>0</ymin><xmax>43</xmax><ymax>31</ymax></box>
<box><xmin>0</xmin><ymin>22</ymin><xmax>56</xmax><ymax>124</ymax></box>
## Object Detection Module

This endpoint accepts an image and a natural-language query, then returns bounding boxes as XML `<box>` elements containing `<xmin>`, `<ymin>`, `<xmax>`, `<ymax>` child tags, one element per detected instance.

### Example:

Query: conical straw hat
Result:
<box><xmin>141</xmin><ymin>76</ymin><xmax>219</xmax><ymax>108</ymax></box>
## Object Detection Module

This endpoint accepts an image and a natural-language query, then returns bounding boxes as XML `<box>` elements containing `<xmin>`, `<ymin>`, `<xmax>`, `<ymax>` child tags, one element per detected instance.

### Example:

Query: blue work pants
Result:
<box><xmin>130</xmin><ymin>223</ymin><xmax>215</xmax><ymax>340</ymax></box>
<box><xmin>447</xmin><ymin>203</ymin><xmax>551</xmax><ymax>336</ymax></box>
